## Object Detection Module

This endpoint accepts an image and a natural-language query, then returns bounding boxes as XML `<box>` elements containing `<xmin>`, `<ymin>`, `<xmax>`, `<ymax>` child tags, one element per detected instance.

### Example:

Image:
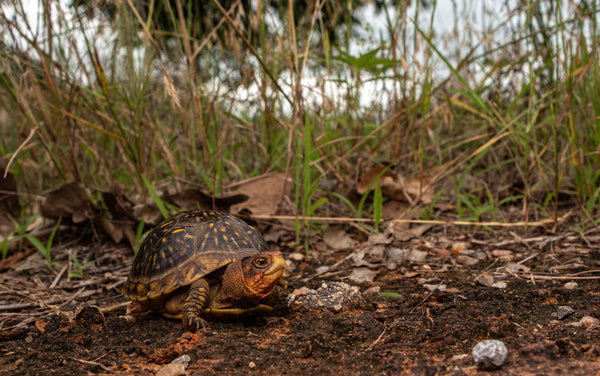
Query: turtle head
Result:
<box><xmin>216</xmin><ymin>251</ymin><xmax>286</xmax><ymax>307</ymax></box>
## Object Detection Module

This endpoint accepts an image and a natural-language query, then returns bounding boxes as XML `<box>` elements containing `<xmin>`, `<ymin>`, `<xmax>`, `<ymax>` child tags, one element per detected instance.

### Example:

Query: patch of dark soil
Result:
<box><xmin>1</xmin><ymin>228</ymin><xmax>599</xmax><ymax>375</ymax></box>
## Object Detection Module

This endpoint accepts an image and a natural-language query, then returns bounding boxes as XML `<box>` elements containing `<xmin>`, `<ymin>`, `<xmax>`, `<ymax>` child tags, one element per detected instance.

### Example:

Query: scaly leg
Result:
<box><xmin>182</xmin><ymin>278</ymin><xmax>210</xmax><ymax>330</ymax></box>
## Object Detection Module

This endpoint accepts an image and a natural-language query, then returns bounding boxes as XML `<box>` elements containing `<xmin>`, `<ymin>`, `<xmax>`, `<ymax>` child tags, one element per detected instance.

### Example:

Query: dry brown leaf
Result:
<box><xmin>40</xmin><ymin>182</ymin><xmax>94</xmax><ymax>223</ymax></box>
<box><xmin>381</xmin><ymin>200</ymin><xmax>409</xmax><ymax>221</ymax></box>
<box><xmin>358</xmin><ymin>164</ymin><xmax>436</xmax><ymax>204</ymax></box>
<box><xmin>97</xmin><ymin>217</ymin><xmax>124</xmax><ymax>244</ymax></box>
<box><xmin>323</xmin><ymin>227</ymin><xmax>355</xmax><ymax>250</ymax></box>
<box><xmin>133</xmin><ymin>204</ymin><xmax>164</xmax><ymax>227</ymax></box>
<box><xmin>230</xmin><ymin>173</ymin><xmax>293</xmax><ymax>215</ymax></box>
<box><xmin>166</xmin><ymin>188</ymin><xmax>248</xmax><ymax>212</ymax></box>
<box><xmin>101</xmin><ymin>184</ymin><xmax>136</xmax><ymax>221</ymax></box>
<box><xmin>345</xmin><ymin>267</ymin><xmax>378</xmax><ymax>284</ymax></box>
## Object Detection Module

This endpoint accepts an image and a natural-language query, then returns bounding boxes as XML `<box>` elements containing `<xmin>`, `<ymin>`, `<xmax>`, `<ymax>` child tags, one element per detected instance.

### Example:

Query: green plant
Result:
<box><xmin>332</xmin><ymin>166</ymin><xmax>390</xmax><ymax>231</ymax></box>
<box><xmin>1</xmin><ymin>210</ymin><xmax>34</xmax><ymax>259</ymax></box>
<box><xmin>68</xmin><ymin>252</ymin><xmax>94</xmax><ymax>279</ymax></box>
<box><xmin>378</xmin><ymin>291</ymin><xmax>402</xmax><ymax>298</ymax></box>
<box><xmin>26</xmin><ymin>218</ymin><xmax>61</xmax><ymax>268</ymax></box>
<box><xmin>134</xmin><ymin>219</ymin><xmax>146</xmax><ymax>255</ymax></box>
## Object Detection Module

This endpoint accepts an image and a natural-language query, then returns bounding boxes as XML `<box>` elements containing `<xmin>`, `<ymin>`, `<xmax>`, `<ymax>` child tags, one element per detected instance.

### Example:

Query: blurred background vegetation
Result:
<box><xmin>0</xmin><ymin>0</ymin><xmax>598</xmax><ymax>246</ymax></box>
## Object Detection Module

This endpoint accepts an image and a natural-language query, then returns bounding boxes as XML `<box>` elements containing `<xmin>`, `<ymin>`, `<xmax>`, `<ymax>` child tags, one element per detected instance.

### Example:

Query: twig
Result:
<box><xmin>0</xmin><ymin>283</ymin><xmax>70</xmax><ymax>318</ymax></box>
<box><xmin>250</xmin><ymin>212</ymin><xmax>571</xmax><ymax>228</ymax></box>
<box><xmin>100</xmin><ymin>301</ymin><xmax>130</xmax><ymax>314</ymax></box>
<box><xmin>5</xmin><ymin>127</ymin><xmax>37</xmax><ymax>178</ymax></box>
<box><xmin>49</xmin><ymin>264</ymin><xmax>68</xmax><ymax>289</ymax></box>
<box><xmin>71</xmin><ymin>357</ymin><xmax>115</xmax><ymax>374</ymax></box>
<box><xmin>526</xmin><ymin>274</ymin><xmax>600</xmax><ymax>281</ymax></box>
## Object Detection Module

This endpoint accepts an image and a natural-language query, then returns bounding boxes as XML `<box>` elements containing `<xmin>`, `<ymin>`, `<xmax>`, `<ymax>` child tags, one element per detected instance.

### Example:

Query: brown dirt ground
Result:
<box><xmin>0</xmin><ymin>225</ymin><xmax>599</xmax><ymax>375</ymax></box>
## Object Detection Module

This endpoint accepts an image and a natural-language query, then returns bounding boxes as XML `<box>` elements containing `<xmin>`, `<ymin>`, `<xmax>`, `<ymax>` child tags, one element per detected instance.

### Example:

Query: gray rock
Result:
<box><xmin>472</xmin><ymin>339</ymin><xmax>508</xmax><ymax>370</ymax></box>
<box><xmin>288</xmin><ymin>282</ymin><xmax>364</xmax><ymax>312</ymax></box>
<box><xmin>555</xmin><ymin>305</ymin><xmax>574</xmax><ymax>320</ymax></box>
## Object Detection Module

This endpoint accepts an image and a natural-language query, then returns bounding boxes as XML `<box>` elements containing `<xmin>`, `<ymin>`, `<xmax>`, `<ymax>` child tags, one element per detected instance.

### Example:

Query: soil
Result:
<box><xmin>0</xmin><ymin>225</ymin><xmax>599</xmax><ymax>375</ymax></box>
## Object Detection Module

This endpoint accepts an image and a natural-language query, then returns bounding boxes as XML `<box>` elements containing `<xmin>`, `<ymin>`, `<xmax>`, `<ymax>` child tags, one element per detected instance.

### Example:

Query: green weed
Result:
<box><xmin>26</xmin><ymin>218</ymin><xmax>61</xmax><ymax>268</ymax></box>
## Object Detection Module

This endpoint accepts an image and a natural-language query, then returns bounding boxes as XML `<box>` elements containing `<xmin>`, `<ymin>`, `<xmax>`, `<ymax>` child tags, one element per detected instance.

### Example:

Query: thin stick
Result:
<box><xmin>5</xmin><ymin>127</ymin><xmax>37</xmax><ymax>178</ymax></box>
<box><xmin>250</xmin><ymin>211</ymin><xmax>571</xmax><ymax>228</ymax></box>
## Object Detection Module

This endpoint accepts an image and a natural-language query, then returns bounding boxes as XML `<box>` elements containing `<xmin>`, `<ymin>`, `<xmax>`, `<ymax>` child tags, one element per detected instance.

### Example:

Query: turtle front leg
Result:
<box><xmin>260</xmin><ymin>279</ymin><xmax>287</xmax><ymax>307</ymax></box>
<box><xmin>182</xmin><ymin>278</ymin><xmax>210</xmax><ymax>330</ymax></box>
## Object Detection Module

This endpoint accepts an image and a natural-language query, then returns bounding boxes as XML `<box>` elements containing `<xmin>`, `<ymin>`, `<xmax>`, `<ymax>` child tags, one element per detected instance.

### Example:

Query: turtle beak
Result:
<box><xmin>264</xmin><ymin>251</ymin><xmax>286</xmax><ymax>279</ymax></box>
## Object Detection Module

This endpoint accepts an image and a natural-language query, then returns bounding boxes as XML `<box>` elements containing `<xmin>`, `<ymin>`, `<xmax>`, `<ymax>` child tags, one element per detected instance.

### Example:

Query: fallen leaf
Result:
<box><xmin>166</xmin><ymin>188</ymin><xmax>248</xmax><ymax>212</ymax></box>
<box><xmin>323</xmin><ymin>227</ymin><xmax>354</xmax><ymax>250</ymax></box>
<box><xmin>345</xmin><ymin>267</ymin><xmax>378</xmax><ymax>283</ymax></box>
<box><xmin>40</xmin><ymin>182</ymin><xmax>94</xmax><ymax>223</ymax></box>
<box><xmin>381</xmin><ymin>200</ymin><xmax>409</xmax><ymax>221</ymax></box>
<box><xmin>230</xmin><ymin>173</ymin><xmax>293</xmax><ymax>215</ymax></box>
<box><xmin>358</xmin><ymin>164</ymin><xmax>436</xmax><ymax>204</ymax></box>
<box><xmin>474</xmin><ymin>273</ymin><xmax>494</xmax><ymax>287</ymax></box>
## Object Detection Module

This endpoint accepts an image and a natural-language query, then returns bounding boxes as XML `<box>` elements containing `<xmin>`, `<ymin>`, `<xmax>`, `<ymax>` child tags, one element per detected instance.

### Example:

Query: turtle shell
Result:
<box><xmin>123</xmin><ymin>210</ymin><xmax>268</xmax><ymax>304</ymax></box>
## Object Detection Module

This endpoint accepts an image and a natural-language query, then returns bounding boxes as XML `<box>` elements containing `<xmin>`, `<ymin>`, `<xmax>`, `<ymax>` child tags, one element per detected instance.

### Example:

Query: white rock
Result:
<box><xmin>563</xmin><ymin>281</ymin><xmax>578</xmax><ymax>290</ymax></box>
<box><xmin>156</xmin><ymin>364</ymin><xmax>186</xmax><ymax>376</ymax></box>
<box><xmin>171</xmin><ymin>355</ymin><xmax>190</xmax><ymax>368</ymax></box>
<box><xmin>472</xmin><ymin>339</ymin><xmax>508</xmax><ymax>370</ymax></box>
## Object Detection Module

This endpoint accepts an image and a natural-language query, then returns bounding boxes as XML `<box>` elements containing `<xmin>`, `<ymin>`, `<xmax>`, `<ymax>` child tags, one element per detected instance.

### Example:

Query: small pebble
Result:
<box><xmin>579</xmin><ymin>316</ymin><xmax>600</xmax><ymax>331</ymax></box>
<box><xmin>156</xmin><ymin>363</ymin><xmax>186</xmax><ymax>376</ymax></box>
<box><xmin>386</xmin><ymin>248</ymin><xmax>406</xmax><ymax>264</ymax></box>
<box><xmin>472</xmin><ymin>339</ymin><xmax>508</xmax><ymax>370</ymax></box>
<box><xmin>491</xmin><ymin>282</ymin><xmax>507</xmax><ymax>289</ymax></box>
<box><xmin>315</xmin><ymin>266</ymin><xmax>329</xmax><ymax>274</ymax></box>
<box><xmin>474</xmin><ymin>273</ymin><xmax>494</xmax><ymax>287</ymax></box>
<box><xmin>555</xmin><ymin>306</ymin><xmax>574</xmax><ymax>320</ymax></box>
<box><xmin>563</xmin><ymin>282</ymin><xmax>578</xmax><ymax>290</ymax></box>
<box><xmin>362</xmin><ymin>286</ymin><xmax>381</xmax><ymax>296</ymax></box>
<box><xmin>248</xmin><ymin>361</ymin><xmax>256</xmax><ymax>369</ymax></box>
<box><xmin>423</xmin><ymin>283</ymin><xmax>446</xmax><ymax>292</ymax></box>
<box><xmin>171</xmin><ymin>354</ymin><xmax>191</xmax><ymax>368</ymax></box>
<box><xmin>406</xmin><ymin>249</ymin><xmax>428</xmax><ymax>262</ymax></box>
<box><xmin>289</xmin><ymin>252</ymin><xmax>305</xmax><ymax>262</ymax></box>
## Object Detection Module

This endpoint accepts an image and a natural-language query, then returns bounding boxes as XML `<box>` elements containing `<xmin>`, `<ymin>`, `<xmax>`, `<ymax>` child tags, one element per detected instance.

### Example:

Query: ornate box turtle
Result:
<box><xmin>122</xmin><ymin>210</ymin><xmax>286</xmax><ymax>330</ymax></box>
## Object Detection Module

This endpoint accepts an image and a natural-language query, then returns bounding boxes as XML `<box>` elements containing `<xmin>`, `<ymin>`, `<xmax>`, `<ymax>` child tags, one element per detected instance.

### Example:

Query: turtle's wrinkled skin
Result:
<box><xmin>122</xmin><ymin>210</ymin><xmax>286</xmax><ymax>330</ymax></box>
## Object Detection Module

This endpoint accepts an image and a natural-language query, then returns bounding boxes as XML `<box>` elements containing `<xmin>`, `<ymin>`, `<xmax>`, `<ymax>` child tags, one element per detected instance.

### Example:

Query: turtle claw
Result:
<box><xmin>183</xmin><ymin>316</ymin><xmax>208</xmax><ymax>331</ymax></box>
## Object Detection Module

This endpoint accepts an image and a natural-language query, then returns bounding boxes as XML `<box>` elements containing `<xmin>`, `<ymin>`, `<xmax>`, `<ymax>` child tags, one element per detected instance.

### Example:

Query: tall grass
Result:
<box><xmin>0</xmin><ymin>0</ymin><xmax>598</xmax><ymax>236</ymax></box>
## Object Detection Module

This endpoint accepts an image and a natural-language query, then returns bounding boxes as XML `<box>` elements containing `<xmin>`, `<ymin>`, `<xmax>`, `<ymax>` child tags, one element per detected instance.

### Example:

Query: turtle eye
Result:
<box><xmin>252</xmin><ymin>256</ymin><xmax>269</xmax><ymax>269</ymax></box>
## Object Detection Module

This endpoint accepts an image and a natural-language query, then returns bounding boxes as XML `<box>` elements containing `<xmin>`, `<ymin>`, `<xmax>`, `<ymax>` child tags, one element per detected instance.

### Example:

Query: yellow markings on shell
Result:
<box><xmin>159</xmin><ymin>250</ymin><xmax>167</xmax><ymax>263</ymax></box>
<box><xmin>171</xmin><ymin>228</ymin><xmax>184</xmax><ymax>234</ymax></box>
<box><xmin>184</xmin><ymin>234</ymin><xmax>194</xmax><ymax>239</ymax></box>
<box><xmin>160</xmin><ymin>220</ymin><xmax>173</xmax><ymax>228</ymax></box>
<box><xmin>230</xmin><ymin>234</ymin><xmax>240</xmax><ymax>248</ymax></box>
<box><xmin>144</xmin><ymin>254</ymin><xmax>156</xmax><ymax>275</ymax></box>
<box><xmin>201</xmin><ymin>232</ymin><xmax>209</xmax><ymax>249</ymax></box>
